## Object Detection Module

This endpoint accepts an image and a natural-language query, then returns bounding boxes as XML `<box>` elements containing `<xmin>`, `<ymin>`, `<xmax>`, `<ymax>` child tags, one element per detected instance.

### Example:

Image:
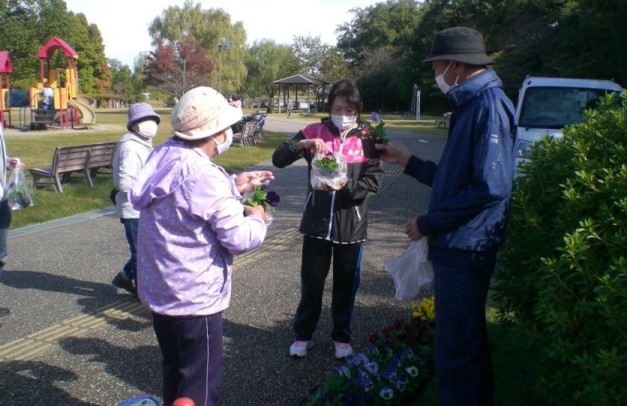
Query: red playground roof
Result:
<box><xmin>0</xmin><ymin>51</ymin><xmax>12</xmax><ymax>74</ymax></box>
<box><xmin>37</xmin><ymin>37</ymin><xmax>78</xmax><ymax>59</ymax></box>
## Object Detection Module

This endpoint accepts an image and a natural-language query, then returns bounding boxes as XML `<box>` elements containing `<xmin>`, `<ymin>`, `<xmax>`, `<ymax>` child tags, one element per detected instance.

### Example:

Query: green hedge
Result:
<box><xmin>494</xmin><ymin>92</ymin><xmax>627</xmax><ymax>405</ymax></box>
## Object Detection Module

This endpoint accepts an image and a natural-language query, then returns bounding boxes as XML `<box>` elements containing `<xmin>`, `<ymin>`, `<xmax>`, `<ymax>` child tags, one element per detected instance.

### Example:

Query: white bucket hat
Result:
<box><xmin>171</xmin><ymin>86</ymin><xmax>243</xmax><ymax>140</ymax></box>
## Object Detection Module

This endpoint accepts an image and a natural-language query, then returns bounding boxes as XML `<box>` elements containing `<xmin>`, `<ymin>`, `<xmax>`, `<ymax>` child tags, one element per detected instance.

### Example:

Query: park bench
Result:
<box><xmin>232</xmin><ymin>121</ymin><xmax>256</xmax><ymax>148</ymax></box>
<box><xmin>299</xmin><ymin>107</ymin><xmax>318</xmax><ymax>116</ymax></box>
<box><xmin>435</xmin><ymin>112</ymin><xmax>452</xmax><ymax>128</ymax></box>
<box><xmin>29</xmin><ymin>142</ymin><xmax>117</xmax><ymax>193</ymax></box>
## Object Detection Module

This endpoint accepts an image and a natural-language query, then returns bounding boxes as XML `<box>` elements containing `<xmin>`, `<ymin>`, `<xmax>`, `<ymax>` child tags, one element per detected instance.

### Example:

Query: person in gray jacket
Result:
<box><xmin>111</xmin><ymin>103</ymin><xmax>160</xmax><ymax>295</ymax></box>
<box><xmin>0</xmin><ymin>124</ymin><xmax>24</xmax><ymax>323</ymax></box>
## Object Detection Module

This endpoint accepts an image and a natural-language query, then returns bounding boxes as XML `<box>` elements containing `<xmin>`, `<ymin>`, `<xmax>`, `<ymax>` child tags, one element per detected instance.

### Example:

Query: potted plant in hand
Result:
<box><xmin>360</xmin><ymin>120</ymin><xmax>389</xmax><ymax>159</ymax></box>
<box><xmin>243</xmin><ymin>183</ymin><xmax>280</xmax><ymax>224</ymax></box>
<box><xmin>311</xmin><ymin>153</ymin><xmax>348</xmax><ymax>191</ymax></box>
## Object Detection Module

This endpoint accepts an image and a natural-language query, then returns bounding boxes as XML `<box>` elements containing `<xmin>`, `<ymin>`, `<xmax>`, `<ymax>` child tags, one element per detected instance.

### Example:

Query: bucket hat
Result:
<box><xmin>127</xmin><ymin>102</ymin><xmax>160</xmax><ymax>132</ymax></box>
<box><xmin>422</xmin><ymin>27</ymin><xmax>493</xmax><ymax>65</ymax></box>
<box><xmin>171</xmin><ymin>86</ymin><xmax>242</xmax><ymax>141</ymax></box>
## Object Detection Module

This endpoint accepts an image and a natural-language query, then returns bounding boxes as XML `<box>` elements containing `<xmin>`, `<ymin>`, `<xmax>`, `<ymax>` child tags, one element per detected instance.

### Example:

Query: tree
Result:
<box><xmin>109</xmin><ymin>58</ymin><xmax>133</xmax><ymax>102</ymax></box>
<box><xmin>126</xmin><ymin>52</ymin><xmax>149</xmax><ymax>103</ymax></box>
<box><xmin>336</xmin><ymin>0</ymin><xmax>426</xmax><ymax>111</ymax></box>
<box><xmin>319</xmin><ymin>46</ymin><xmax>353</xmax><ymax>84</ymax></box>
<box><xmin>143</xmin><ymin>39</ymin><xmax>214</xmax><ymax>99</ymax></box>
<box><xmin>60</xmin><ymin>12</ymin><xmax>111</xmax><ymax>95</ymax></box>
<box><xmin>244</xmin><ymin>40</ymin><xmax>298</xmax><ymax>99</ymax></box>
<box><xmin>290</xmin><ymin>35</ymin><xmax>329</xmax><ymax>77</ymax></box>
<box><xmin>148</xmin><ymin>0</ymin><xmax>247</xmax><ymax>95</ymax></box>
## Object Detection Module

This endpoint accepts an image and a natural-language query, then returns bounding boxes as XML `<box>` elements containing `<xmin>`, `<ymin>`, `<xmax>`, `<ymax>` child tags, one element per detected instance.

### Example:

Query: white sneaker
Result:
<box><xmin>333</xmin><ymin>342</ymin><xmax>353</xmax><ymax>359</ymax></box>
<box><xmin>289</xmin><ymin>340</ymin><xmax>313</xmax><ymax>358</ymax></box>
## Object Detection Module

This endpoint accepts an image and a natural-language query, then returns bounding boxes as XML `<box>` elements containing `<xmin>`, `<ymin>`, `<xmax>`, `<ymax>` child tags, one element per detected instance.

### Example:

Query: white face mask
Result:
<box><xmin>135</xmin><ymin>120</ymin><xmax>158</xmax><ymax>139</ymax></box>
<box><xmin>214</xmin><ymin>128</ymin><xmax>233</xmax><ymax>155</ymax></box>
<box><xmin>331</xmin><ymin>114</ymin><xmax>356</xmax><ymax>131</ymax></box>
<box><xmin>435</xmin><ymin>61</ymin><xmax>457</xmax><ymax>94</ymax></box>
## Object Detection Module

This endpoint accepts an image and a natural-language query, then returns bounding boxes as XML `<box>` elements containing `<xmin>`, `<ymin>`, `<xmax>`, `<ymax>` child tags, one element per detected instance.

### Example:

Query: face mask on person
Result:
<box><xmin>214</xmin><ymin>128</ymin><xmax>233</xmax><ymax>155</ymax></box>
<box><xmin>435</xmin><ymin>61</ymin><xmax>457</xmax><ymax>94</ymax></box>
<box><xmin>135</xmin><ymin>120</ymin><xmax>158</xmax><ymax>139</ymax></box>
<box><xmin>331</xmin><ymin>114</ymin><xmax>356</xmax><ymax>130</ymax></box>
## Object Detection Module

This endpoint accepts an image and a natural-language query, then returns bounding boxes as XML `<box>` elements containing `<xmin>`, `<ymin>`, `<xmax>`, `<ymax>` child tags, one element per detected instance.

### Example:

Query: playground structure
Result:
<box><xmin>0</xmin><ymin>51</ymin><xmax>14</xmax><ymax>128</ymax></box>
<box><xmin>23</xmin><ymin>37</ymin><xmax>96</xmax><ymax>130</ymax></box>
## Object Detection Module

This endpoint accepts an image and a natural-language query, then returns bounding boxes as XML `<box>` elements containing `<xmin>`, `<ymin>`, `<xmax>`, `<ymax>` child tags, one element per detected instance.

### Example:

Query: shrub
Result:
<box><xmin>493</xmin><ymin>92</ymin><xmax>627</xmax><ymax>405</ymax></box>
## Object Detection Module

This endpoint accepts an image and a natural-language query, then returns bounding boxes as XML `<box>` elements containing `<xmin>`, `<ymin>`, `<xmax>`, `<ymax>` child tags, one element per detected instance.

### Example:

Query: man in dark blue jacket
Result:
<box><xmin>377</xmin><ymin>27</ymin><xmax>516</xmax><ymax>405</ymax></box>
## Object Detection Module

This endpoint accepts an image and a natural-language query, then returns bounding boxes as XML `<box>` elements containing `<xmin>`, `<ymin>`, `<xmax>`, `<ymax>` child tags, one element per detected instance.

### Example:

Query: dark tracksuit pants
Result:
<box><xmin>433</xmin><ymin>262</ymin><xmax>495</xmax><ymax>406</ymax></box>
<box><xmin>293</xmin><ymin>236</ymin><xmax>363</xmax><ymax>343</ymax></box>
<box><xmin>152</xmin><ymin>312</ymin><xmax>224</xmax><ymax>406</ymax></box>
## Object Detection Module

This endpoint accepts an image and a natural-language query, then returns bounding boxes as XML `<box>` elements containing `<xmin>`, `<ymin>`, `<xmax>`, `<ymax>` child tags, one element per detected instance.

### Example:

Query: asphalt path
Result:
<box><xmin>0</xmin><ymin>116</ymin><xmax>446</xmax><ymax>405</ymax></box>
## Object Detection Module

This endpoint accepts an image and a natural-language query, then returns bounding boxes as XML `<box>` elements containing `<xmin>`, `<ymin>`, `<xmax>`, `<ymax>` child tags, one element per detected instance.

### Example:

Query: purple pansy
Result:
<box><xmin>347</xmin><ymin>353</ymin><xmax>369</xmax><ymax>366</ymax></box>
<box><xmin>265</xmin><ymin>191</ymin><xmax>280</xmax><ymax>207</ymax></box>
<box><xmin>358</xmin><ymin>372</ymin><xmax>374</xmax><ymax>392</ymax></box>
<box><xmin>364</xmin><ymin>361</ymin><xmax>379</xmax><ymax>375</ymax></box>
<box><xmin>396</xmin><ymin>375</ymin><xmax>408</xmax><ymax>392</ymax></box>
<box><xmin>333</xmin><ymin>365</ymin><xmax>351</xmax><ymax>378</ymax></box>
<box><xmin>379</xmin><ymin>387</ymin><xmax>394</xmax><ymax>400</ymax></box>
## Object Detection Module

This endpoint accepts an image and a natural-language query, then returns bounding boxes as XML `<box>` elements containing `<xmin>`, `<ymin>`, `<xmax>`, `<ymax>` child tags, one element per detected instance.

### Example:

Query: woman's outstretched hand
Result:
<box><xmin>235</xmin><ymin>170</ymin><xmax>274</xmax><ymax>194</ymax></box>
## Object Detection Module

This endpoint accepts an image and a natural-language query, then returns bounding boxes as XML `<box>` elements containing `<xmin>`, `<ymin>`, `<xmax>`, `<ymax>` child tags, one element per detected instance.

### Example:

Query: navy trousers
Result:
<box><xmin>433</xmin><ymin>262</ymin><xmax>494</xmax><ymax>406</ymax></box>
<box><xmin>121</xmin><ymin>218</ymin><xmax>138</xmax><ymax>282</ymax></box>
<box><xmin>293</xmin><ymin>237</ymin><xmax>363</xmax><ymax>343</ymax></box>
<box><xmin>152</xmin><ymin>312</ymin><xmax>224</xmax><ymax>406</ymax></box>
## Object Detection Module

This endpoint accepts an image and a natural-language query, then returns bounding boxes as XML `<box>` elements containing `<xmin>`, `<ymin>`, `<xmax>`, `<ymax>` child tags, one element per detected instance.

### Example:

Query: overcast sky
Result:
<box><xmin>64</xmin><ymin>0</ymin><xmax>378</xmax><ymax>67</ymax></box>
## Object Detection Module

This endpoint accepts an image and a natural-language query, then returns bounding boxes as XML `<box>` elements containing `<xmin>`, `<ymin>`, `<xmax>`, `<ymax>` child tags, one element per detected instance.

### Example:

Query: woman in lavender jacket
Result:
<box><xmin>129</xmin><ymin>87</ymin><xmax>273</xmax><ymax>406</ymax></box>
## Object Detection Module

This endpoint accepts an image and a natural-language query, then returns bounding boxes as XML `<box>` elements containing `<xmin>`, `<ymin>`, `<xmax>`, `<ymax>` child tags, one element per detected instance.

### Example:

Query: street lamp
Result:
<box><xmin>218</xmin><ymin>40</ymin><xmax>230</xmax><ymax>94</ymax></box>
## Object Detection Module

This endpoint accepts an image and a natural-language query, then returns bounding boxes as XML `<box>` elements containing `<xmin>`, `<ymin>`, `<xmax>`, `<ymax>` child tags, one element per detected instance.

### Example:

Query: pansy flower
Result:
<box><xmin>379</xmin><ymin>387</ymin><xmax>394</xmax><ymax>400</ymax></box>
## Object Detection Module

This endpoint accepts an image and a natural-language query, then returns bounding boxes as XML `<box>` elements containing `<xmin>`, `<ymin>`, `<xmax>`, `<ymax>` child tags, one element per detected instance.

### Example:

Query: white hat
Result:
<box><xmin>171</xmin><ymin>86</ymin><xmax>242</xmax><ymax>140</ymax></box>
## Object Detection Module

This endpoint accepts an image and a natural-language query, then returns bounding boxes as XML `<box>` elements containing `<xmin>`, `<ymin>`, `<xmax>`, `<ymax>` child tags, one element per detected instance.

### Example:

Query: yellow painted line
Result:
<box><xmin>0</xmin><ymin>339</ymin><xmax>35</xmax><ymax>356</ymax></box>
<box><xmin>235</xmin><ymin>227</ymin><xmax>301</xmax><ymax>268</ymax></box>
<box><xmin>12</xmin><ymin>343</ymin><xmax>55</xmax><ymax>361</ymax></box>
<box><xmin>0</xmin><ymin>296</ymin><xmax>142</xmax><ymax>368</ymax></box>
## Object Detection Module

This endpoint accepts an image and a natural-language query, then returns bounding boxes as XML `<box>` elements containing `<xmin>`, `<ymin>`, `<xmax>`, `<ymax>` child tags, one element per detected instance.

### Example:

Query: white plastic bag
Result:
<box><xmin>6</xmin><ymin>167</ymin><xmax>35</xmax><ymax>210</ymax></box>
<box><xmin>310</xmin><ymin>152</ymin><xmax>347</xmax><ymax>190</ymax></box>
<box><xmin>384</xmin><ymin>238</ymin><xmax>433</xmax><ymax>300</ymax></box>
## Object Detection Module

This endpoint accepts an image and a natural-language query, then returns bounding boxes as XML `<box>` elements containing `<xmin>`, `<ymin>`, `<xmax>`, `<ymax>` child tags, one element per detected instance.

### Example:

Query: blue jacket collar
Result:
<box><xmin>446</xmin><ymin>69</ymin><xmax>503</xmax><ymax>108</ymax></box>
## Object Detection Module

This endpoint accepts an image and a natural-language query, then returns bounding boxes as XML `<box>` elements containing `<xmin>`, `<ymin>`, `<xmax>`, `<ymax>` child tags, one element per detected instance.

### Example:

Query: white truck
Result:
<box><xmin>514</xmin><ymin>76</ymin><xmax>623</xmax><ymax>175</ymax></box>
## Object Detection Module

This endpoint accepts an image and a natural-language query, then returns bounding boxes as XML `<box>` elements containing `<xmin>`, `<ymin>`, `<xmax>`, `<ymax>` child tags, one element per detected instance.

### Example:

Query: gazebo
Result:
<box><xmin>272</xmin><ymin>74</ymin><xmax>329</xmax><ymax>113</ymax></box>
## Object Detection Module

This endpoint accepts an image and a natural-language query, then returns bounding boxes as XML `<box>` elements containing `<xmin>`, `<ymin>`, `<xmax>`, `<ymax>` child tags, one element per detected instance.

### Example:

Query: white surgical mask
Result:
<box><xmin>214</xmin><ymin>128</ymin><xmax>233</xmax><ymax>155</ymax></box>
<box><xmin>331</xmin><ymin>114</ymin><xmax>356</xmax><ymax>131</ymax></box>
<box><xmin>435</xmin><ymin>61</ymin><xmax>458</xmax><ymax>94</ymax></box>
<box><xmin>135</xmin><ymin>120</ymin><xmax>158</xmax><ymax>139</ymax></box>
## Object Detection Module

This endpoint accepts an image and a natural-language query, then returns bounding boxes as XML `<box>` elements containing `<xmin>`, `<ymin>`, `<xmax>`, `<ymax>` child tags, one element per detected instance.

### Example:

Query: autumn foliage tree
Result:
<box><xmin>144</xmin><ymin>39</ymin><xmax>214</xmax><ymax>99</ymax></box>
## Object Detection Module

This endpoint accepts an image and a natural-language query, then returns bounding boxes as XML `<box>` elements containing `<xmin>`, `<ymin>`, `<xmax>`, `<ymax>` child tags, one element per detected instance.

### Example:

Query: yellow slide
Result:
<box><xmin>69</xmin><ymin>93</ymin><xmax>96</xmax><ymax>125</ymax></box>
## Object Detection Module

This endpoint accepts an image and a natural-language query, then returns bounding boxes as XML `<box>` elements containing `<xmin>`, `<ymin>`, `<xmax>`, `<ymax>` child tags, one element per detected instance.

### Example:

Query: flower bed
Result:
<box><xmin>302</xmin><ymin>297</ymin><xmax>435</xmax><ymax>405</ymax></box>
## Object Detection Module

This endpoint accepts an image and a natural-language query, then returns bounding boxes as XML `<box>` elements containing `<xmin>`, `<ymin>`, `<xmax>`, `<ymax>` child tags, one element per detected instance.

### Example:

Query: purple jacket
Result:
<box><xmin>129</xmin><ymin>138</ymin><xmax>267</xmax><ymax>316</ymax></box>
